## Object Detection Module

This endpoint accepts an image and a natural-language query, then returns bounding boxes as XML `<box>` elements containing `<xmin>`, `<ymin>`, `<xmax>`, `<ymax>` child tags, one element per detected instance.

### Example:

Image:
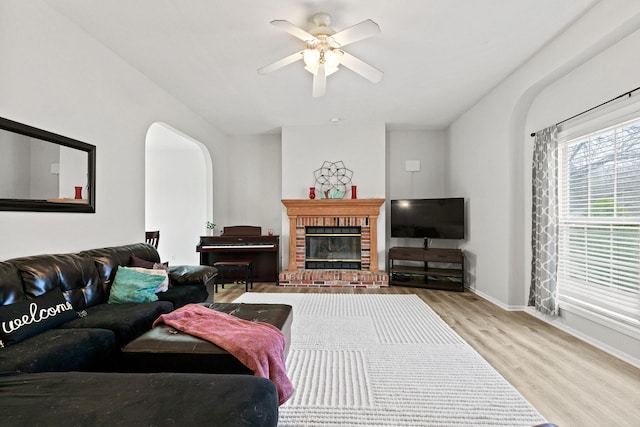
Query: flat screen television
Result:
<box><xmin>391</xmin><ymin>198</ymin><xmax>465</xmax><ymax>239</ymax></box>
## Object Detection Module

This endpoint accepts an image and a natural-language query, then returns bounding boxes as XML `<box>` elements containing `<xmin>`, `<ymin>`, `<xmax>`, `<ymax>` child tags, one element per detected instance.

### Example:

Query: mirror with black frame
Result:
<box><xmin>0</xmin><ymin>116</ymin><xmax>96</xmax><ymax>213</ymax></box>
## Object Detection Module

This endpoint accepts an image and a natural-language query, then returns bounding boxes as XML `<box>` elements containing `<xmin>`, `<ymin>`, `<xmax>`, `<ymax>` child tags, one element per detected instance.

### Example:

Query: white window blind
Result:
<box><xmin>558</xmin><ymin>117</ymin><xmax>640</xmax><ymax>328</ymax></box>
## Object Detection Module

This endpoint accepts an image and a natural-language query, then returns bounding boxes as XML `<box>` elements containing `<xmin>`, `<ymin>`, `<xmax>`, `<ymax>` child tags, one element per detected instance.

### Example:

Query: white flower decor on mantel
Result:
<box><xmin>313</xmin><ymin>160</ymin><xmax>353</xmax><ymax>199</ymax></box>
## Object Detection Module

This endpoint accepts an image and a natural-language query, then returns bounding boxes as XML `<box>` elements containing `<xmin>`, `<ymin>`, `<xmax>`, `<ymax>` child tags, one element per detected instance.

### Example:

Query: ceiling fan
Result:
<box><xmin>258</xmin><ymin>12</ymin><xmax>383</xmax><ymax>97</ymax></box>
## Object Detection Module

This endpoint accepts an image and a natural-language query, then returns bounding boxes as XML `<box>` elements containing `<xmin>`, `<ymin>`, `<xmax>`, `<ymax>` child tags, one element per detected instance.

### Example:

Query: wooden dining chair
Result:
<box><xmin>145</xmin><ymin>230</ymin><xmax>160</xmax><ymax>249</ymax></box>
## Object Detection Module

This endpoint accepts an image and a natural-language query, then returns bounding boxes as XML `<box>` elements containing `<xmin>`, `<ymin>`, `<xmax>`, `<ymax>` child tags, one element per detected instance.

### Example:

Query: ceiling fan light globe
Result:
<box><xmin>303</xmin><ymin>49</ymin><xmax>320</xmax><ymax>67</ymax></box>
<box><xmin>324</xmin><ymin>50</ymin><xmax>343</xmax><ymax>68</ymax></box>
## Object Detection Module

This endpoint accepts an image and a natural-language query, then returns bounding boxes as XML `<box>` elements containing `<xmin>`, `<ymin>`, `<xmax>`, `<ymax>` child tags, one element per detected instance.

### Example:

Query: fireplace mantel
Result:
<box><xmin>281</xmin><ymin>198</ymin><xmax>385</xmax><ymax>271</ymax></box>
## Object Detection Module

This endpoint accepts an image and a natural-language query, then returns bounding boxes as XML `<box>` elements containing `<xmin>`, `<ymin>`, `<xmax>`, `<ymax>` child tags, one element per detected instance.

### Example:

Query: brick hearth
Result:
<box><xmin>279</xmin><ymin>269</ymin><xmax>388</xmax><ymax>288</ymax></box>
<box><xmin>280</xmin><ymin>199</ymin><xmax>388</xmax><ymax>288</ymax></box>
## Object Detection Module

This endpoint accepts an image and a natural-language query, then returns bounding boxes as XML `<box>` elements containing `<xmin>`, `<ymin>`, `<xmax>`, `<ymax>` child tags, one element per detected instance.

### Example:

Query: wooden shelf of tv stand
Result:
<box><xmin>388</xmin><ymin>247</ymin><xmax>464</xmax><ymax>292</ymax></box>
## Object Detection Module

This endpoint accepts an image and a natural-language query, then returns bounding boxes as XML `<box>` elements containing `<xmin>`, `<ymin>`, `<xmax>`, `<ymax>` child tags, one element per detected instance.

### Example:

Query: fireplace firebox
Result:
<box><xmin>305</xmin><ymin>226</ymin><xmax>361</xmax><ymax>269</ymax></box>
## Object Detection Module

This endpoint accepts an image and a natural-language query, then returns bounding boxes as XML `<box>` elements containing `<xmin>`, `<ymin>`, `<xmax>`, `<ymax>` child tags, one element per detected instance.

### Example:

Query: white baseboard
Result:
<box><xmin>466</xmin><ymin>286</ymin><xmax>525</xmax><ymax>311</ymax></box>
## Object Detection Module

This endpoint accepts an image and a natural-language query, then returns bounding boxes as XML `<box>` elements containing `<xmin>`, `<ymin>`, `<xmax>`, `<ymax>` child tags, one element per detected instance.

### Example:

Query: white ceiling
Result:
<box><xmin>46</xmin><ymin>0</ymin><xmax>596</xmax><ymax>135</ymax></box>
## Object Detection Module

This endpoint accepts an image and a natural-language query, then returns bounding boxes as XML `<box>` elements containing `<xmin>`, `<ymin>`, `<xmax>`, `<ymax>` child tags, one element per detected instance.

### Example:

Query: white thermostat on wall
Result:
<box><xmin>405</xmin><ymin>160</ymin><xmax>421</xmax><ymax>172</ymax></box>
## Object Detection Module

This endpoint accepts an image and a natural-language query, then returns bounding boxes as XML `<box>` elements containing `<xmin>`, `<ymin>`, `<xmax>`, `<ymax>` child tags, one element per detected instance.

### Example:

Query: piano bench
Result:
<box><xmin>214</xmin><ymin>261</ymin><xmax>253</xmax><ymax>293</ymax></box>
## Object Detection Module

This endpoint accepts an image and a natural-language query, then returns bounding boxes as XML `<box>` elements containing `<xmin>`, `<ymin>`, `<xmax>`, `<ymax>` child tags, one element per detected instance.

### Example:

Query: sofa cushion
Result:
<box><xmin>108</xmin><ymin>267</ymin><xmax>163</xmax><ymax>304</ymax></box>
<box><xmin>58</xmin><ymin>301</ymin><xmax>173</xmax><ymax>347</ymax></box>
<box><xmin>0</xmin><ymin>289</ymin><xmax>77</xmax><ymax>347</ymax></box>
<box><xmin>0</xmin><ymin>372</ymin><xmax>278</xmax><ymax>427</ymax></box>
<box><xmin>169</xmin><ymin>264</ymin><xmax>217</xmax><ymax>287</ymax></box>
<box><xmin>0</xmin><ymin>328</ymin><xmax>116</xmax><ymax>373</ymax></box>
<box><xmin>0</xmin><ymin>262</ymin><xmax>25</xmax><ymax>306</ymax></box>
<box><xmin>10</xmin><ymin>253</ymin><xmax>104</xmax><ymax>310</ymax></box>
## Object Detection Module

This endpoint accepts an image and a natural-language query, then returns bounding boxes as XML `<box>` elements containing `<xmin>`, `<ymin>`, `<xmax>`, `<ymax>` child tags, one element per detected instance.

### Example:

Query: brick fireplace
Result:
<box><xmin>279</xmin><ymin>199</ymin><xmax>388</xmax><ymax>288</ymax></box>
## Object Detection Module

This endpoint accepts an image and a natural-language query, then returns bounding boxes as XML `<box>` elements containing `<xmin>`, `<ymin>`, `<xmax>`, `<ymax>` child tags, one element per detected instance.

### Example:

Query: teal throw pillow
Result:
<box><xmin>108</xmin><ymin>266</ymin><xmax>164</xmax><ymax>304</ymax></box>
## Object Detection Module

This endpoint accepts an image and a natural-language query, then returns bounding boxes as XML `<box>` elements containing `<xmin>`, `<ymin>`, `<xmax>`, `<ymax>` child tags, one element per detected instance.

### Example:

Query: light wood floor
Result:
<box><xmin>211</xmin><ymin>283</ymin><xmax>640</xmax><ymax>427</ymax></box>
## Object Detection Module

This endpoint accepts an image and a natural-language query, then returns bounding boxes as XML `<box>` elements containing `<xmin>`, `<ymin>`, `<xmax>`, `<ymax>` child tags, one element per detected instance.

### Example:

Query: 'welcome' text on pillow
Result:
<box><xmin>2</xmin><ymin>300</ymin><xmax>73</xmax><ymax>334</ymax></box>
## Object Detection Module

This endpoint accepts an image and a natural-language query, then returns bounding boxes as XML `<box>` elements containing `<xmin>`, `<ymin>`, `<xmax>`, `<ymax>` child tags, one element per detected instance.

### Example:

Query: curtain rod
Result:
<box><xmin>530</xmin><ymin>86</ymin><xmax>640</xmax><ymax>137</ymax></box>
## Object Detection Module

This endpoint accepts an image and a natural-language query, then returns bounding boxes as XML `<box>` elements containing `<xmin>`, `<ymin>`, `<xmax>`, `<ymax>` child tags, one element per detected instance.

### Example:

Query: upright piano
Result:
<box><xmin>196</xmin><ymin>225</ymin><xmax>280</xmax><ymax>283</ymax></box>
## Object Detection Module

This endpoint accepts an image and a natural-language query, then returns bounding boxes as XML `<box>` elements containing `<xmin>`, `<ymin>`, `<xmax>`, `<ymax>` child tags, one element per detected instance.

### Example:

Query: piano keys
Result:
<box><xmin>199</xmin><ymin>243</ymin><xmax>276</xmax><ymax>250</ymax></box>
<box><xmin>196</xmin><ymin>226</ymin><xmax>280</xmax><ymax>283</ymax></box>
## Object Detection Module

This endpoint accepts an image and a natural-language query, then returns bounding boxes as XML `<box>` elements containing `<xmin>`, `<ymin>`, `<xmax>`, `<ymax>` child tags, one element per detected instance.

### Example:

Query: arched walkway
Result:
<box><xmin>145</xmin><ymin>122</ymin><xmax>212</xmax><ymax>264</ymax></box>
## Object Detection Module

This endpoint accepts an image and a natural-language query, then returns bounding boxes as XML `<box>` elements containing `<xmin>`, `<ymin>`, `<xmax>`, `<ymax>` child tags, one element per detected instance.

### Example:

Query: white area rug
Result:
<box><xmin>234</xmin><ymin>293</ymin><xmax>546</xmax><ymax>427</ymax></box>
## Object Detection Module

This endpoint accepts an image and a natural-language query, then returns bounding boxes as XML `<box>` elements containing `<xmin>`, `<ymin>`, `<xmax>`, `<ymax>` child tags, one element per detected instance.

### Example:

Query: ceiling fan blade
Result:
<box><xmin>271</xmin><ymin>20</ymin><xmax>316</xmax><ymax>42</ymax></box>
<box><xmin>312</xmin><ymin>64</ymin><xmax>326</xmax><ymax>97</ymax></box>
<box><xmin>258</xmin><ymin>51</ymin><xmax>303</xmax><ymax>74</ymax></box>
<box><xmin>331</xmin><ymin>19</ymin><xmax>380</xmax><ymax>47</ymax></box>
<box><xmin>340</xmin><ymin>52</ymin><xmax>383</xmax><ymax>83</ymax></box>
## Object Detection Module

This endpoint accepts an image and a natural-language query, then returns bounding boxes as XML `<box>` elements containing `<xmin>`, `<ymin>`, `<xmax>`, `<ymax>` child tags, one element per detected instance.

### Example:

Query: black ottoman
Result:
<box><xmin>121</xmin><ymin>303</ymin><xmax>292</xmax><ymax>375</ymax></box>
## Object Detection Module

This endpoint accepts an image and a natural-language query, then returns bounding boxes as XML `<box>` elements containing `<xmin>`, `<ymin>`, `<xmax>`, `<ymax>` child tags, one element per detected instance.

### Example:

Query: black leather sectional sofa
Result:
<box><xmin>0</xmin><ymin>243</ymin><xmax>279</xmax><ymax>426</ymax></box>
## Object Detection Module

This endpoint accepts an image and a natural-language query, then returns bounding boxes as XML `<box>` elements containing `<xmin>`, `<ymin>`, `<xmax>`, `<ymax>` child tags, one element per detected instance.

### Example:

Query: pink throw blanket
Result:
<box><xmin>153</xmin><ymin>304</ymin><xmax>293</xmax><ymax>405</ymax></box>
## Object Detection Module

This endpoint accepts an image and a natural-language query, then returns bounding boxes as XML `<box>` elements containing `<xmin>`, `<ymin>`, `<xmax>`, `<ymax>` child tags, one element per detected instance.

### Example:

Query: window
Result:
<box><xmin>558</xmin><ymin>117</ymin><xmax>640</xmax><ymax>327</ymax></box>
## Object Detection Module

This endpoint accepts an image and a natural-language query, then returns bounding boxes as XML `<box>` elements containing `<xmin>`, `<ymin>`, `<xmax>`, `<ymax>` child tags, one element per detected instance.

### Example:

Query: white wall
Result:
<box><xmin>281</xmin><ymin>123</ymin><xmax>386</xmax><ymax>269</ymax></box>
<box><xmin>226</xmin><ymin>134</ymin><xmax>282</xmax><ymax>235</ymax></box>
<box><xmin>386</xmin><ymin>130</ymin><xmax>446</xmax><ymax>199</ymax></box>
<box><xmin>385</xmin><ymin>130</ymin><xmax>452</xmax><ymax>250</ymax></box>
<box><xmin>526</xmin><ymin>31</ymin><xmax>640</xmax><ymax>133</ymax></box>
<box><xmin>0</xmin><ymin>1</ymin><xmax>229</xmax><ymax>260</ymax></box>
<box><xmin>447</xmin><ymin>0</ymin><xmax>640</xmax><ymax>365</ymax></box>
<box><xmin>448</xmin><ymin>98</ymin><xmax>513</xmax><ymax>303</ymax></box>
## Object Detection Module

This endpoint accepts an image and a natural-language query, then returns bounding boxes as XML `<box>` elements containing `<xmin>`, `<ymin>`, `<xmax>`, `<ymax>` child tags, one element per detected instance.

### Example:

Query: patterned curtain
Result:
<box><xmin>528</xmin><ymin>125</ymin><xmax>559</xmax><ymax>316</ymax></box>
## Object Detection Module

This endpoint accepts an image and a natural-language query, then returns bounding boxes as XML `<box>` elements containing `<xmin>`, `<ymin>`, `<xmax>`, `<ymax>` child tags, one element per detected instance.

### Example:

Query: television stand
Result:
<box><xmin>388</xmin><ymin>246</ymin><xmax>464</xmax><ymax>291</ymax></box>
